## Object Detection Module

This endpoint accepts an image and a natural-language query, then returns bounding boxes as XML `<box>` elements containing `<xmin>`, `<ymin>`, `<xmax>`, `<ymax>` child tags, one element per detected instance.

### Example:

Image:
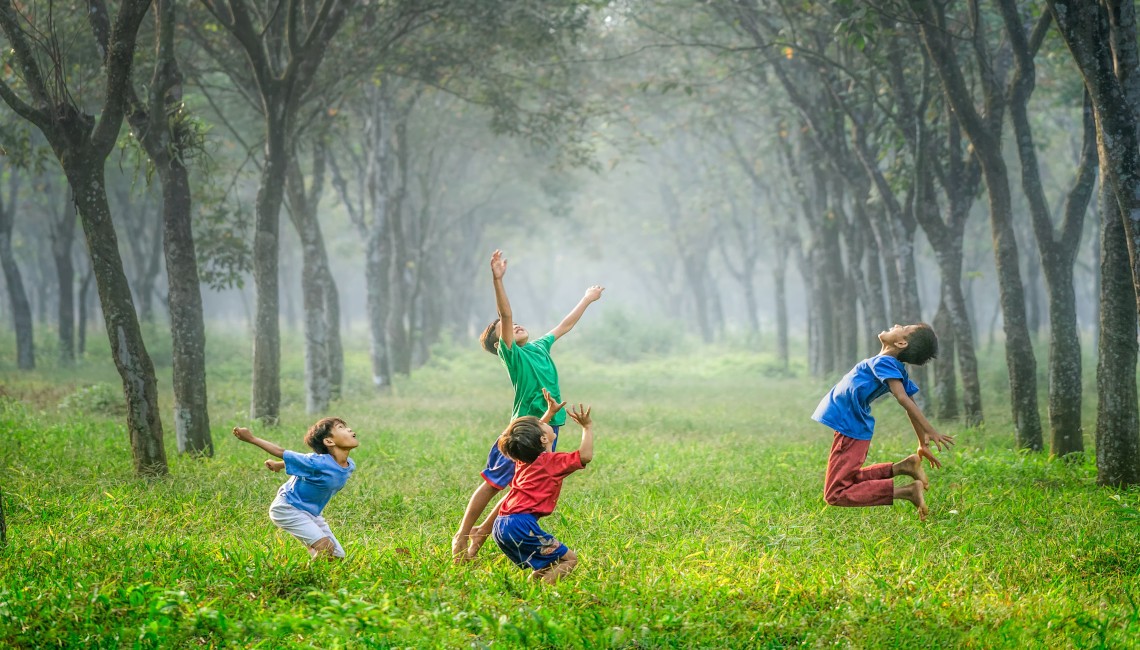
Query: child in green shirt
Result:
<box><xmin>451</xmin><ymin>249</ymin><xmax>603</xmax><ymax>562</ymax></box>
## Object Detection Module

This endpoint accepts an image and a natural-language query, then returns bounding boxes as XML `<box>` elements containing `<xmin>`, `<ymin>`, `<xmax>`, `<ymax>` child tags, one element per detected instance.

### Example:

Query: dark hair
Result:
<box><xmin>898</xmin><ymin>323</ymin><xmax>938</xmax><ymax>366</ymax></box>
<box><xmin>480</xmin><ymin>318</ymin><xmax>500</xmax><ymax>355</ymax></box>
<box><xmin>305</xmin><ymin>417</ymin><xmax>346</xmax><ymax>454</ymax></box>
<box><xmin>497</xmin><ymin>416</ymin><xmax>547</xmax><ymax>464</ymax></box>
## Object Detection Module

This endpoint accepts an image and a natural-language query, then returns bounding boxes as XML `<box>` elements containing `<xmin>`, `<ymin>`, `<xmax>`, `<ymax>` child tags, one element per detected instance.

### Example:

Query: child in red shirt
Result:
<box><xmin>492</xmin><ymin>402</ymin><xmax>594</xmax><ymax>584</ymax></box>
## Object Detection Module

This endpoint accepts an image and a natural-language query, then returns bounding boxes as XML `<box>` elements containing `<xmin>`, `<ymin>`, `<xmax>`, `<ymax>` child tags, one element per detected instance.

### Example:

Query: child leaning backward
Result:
<box><xmin>452</xmin><ymin>249</ymin><xmax>603</xmax><ymax>561</ymax></box>
<box><xmin>232</xmin><ymin>418</ymin><xmax>359</xmax><ymax>559</ymax></box>
<box><xmin>494</xmin><ymin>399</ymin><xmax>594</xmax><ymax>584</ymax></box>
<box><xmin>811</xmin><ymin>323</ymin><xmax>954</xmax><ymax>520</ymax></box>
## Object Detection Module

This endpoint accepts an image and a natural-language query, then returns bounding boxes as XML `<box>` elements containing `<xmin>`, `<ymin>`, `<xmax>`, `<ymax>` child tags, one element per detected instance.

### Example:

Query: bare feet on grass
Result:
<box><xmin>893</xmin><ymin>454</ymin><xmax>929</xmax><ymax>489</ymax></box>
<box><xmin>895</xmin><ymin>481</ymin><xmax>928</xmax><ymax>521</ymax></box>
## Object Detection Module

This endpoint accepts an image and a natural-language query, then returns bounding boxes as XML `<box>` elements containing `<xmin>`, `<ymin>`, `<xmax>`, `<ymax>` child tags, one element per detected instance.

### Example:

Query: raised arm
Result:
<box><xmin>549</xmin><ymin>285</ymin><xmax>604</xmax><ymax>340</ymax></box>
<box><xmin>567</xmin><ymin>404</ymin><xmax>594</xmax><ymax>465</ymax></box>
<box><xmin>887</xmin><ymin>380</ymin><xmax>955</xmax><ymax>468</ymax></box>
<box><xmin>491</xmin><ymin>250</ymin><xmax>514</xmax><ymax>350</ymax></box>
<box><xmin>232</xmin><ymin>426</ymin><xmax>286</xmax><ymax>459</ymax></box>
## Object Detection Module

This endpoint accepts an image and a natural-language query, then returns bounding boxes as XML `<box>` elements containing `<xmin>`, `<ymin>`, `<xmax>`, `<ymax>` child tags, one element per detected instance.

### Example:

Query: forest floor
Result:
<box><xmin>0</xmin><ymin>328</ymin><xmax>1138</xmax><ymax>648</ymax></box>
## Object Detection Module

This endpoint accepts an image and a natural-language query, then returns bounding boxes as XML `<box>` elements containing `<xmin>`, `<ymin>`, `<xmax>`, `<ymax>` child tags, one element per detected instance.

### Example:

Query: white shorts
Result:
<box><xmin>268</xmin><ymin>495</ymin><xmax>346</xmax><ymax>558</ymax></box>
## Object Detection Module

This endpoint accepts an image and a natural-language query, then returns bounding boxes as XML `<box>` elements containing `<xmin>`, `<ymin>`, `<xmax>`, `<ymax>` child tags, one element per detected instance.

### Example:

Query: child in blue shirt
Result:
<box><xmin>812</xmin><ymin>324</ymin><xmax>954</xmax><ymax>520</ymax></box>
<box><xmin>232</xmin><ymin>418</ymin><xmax>358</xmax><ymax>558</ymax></box>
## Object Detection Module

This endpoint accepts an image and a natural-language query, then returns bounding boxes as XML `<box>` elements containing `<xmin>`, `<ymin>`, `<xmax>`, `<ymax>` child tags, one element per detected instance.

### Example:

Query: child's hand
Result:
<box><xmin>264</xmin><ymin>459</ymin><xmax>284</xmax><ymax>472</ymax></box>
<box><xmin>918</xmin><ymin>444</ymin><xmax>942</xmax><ymax>469</ymax></box>
<box><xmin>232</xmin><ymin>426</ymin><xmax>254</xmax><ymax>443</ymax></box>
<box><xmin>541</xmin><ymin>387</ymin><xmax>567</xmax><ymax>422</ymax></box>
<box><xmin>583</xmin><ymin>285</ymin><xmax>605</xmax><ymax>302</ymax></box>
<box><xmin>927</xmin><ymin>430</ymin><xmax>955</xmax><ymax>451</ymax></box>
<box><xmin>491</xmin><ymin>250</ymin><xmax>507</xmax><ymax>280</ymax></box>
<box><xmin>568</xmin><ymin>403</ymin><xmax>592</xmax><ymax>429</ymax></box>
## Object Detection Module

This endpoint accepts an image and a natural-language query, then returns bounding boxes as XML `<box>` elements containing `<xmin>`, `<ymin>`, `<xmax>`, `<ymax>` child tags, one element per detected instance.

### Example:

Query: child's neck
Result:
<box><xmin>879</xmin><ymin>344</ymin><xmax>902</xmax><ymax>358</ymax></box>
<box><xmin>329</xmin><ymin>447</ymin><xmax>351</xmax><ymax>467</ymax></box>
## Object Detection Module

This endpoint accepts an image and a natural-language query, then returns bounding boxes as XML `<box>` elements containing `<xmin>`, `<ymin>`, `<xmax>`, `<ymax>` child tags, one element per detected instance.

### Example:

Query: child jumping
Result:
<box><xmin>811</xmin><ymin>323</ymin><xmax>954</xmax><ymax>520</ymax></box>
<box><xmin>452</xmin><ymin>249</ymin><xmax>603</xmax><ymax>562</ymax></box>
<box><xmin>493</xmin><ymin>402</ymin><xmax>594</xmax><ymax>583</ymax></box>
<box><xmin>232</xmin><ymin>418</ymin><xmax>359</xmax><ymax>558</ymax></box>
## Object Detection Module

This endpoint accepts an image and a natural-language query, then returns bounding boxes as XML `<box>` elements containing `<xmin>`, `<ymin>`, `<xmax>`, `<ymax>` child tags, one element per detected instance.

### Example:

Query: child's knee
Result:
<box><xmin>823</xmin><ymin>489</ymin><xmax>843</xmax><ymax>506</ymax></box>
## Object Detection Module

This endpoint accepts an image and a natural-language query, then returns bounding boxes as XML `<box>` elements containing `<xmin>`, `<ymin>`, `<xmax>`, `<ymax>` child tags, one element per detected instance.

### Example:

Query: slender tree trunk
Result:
<box><xmin>0</xmin><ymin>171</ymin><xmax>34</xmax><ymax>370</ymax></box>
<box><xmin>78</xmin><ymin>265</ymin><xmax>93</xmax><ymax>357</ymax></box>
<box><xmin>1095</xmin><ymin>189</ymin><xmax>1140</xmax><ymax>485</ymax></box>
<box><xmin>159</xmin><ymin>165</ymin><xmax>212</xmax><ymax>455</ymax></box>
<box><xmin>322</xmin><ymin>266</ymin><xmax>344</xmax><ymax>400</ymax></box>
<box><xmin>250</xmin><ymin>120</ymin><xmax>287</xmax><ymax>422</ymax></box>
<box><xmin>69</xmin><ymin>163</ymin><xmax>167</xmax><ymax>475</ymax></box>
<box><xmin>51</xmin><ymin>196</ymin><xmax>76</xmax><ymax>363</ymax></box>
<box><xmin>774</xmin><ymin>262</ymin><xmax>789</xmax><ymax>369</ymax></box>
<box><xmin>365</xmin><ymin>232</ymin><xmax>392</xmax><ymax>390</ymax></box>
<box><xmin>931</xmin><ymin>297</ymin><xmax>958</xmax><ymax>420</ymax></box>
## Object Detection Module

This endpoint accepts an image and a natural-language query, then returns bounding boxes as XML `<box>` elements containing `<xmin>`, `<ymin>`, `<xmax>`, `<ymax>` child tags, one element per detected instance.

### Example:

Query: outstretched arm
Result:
<box><xmin>491</xmin><ymin>250</ymin><xmax>514</xmax><ymax>350</ymax></box>
<box><xmin>567</xmin><ymin>404</ymin><xmax>594</xmax><ymax>464</ymax></box>
<box><xmin>549</xmin><ymin>285</ymin><xmax>604</xmax><ymax>340</ymax></box>
<box><xmin>887</xmin><ymin>380</ymin><xmax>955</xmax><ymax>468</ymax></box>
<box><xmin>232</xmin><ymin>427</ymin><xmax>286</xmax><ymax>459</ymax></box>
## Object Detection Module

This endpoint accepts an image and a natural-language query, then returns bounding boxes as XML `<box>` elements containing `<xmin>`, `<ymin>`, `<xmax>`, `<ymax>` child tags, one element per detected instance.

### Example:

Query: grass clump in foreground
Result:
<box><xmin>0</xmin><ymin>335</ymin><xmax>1138</xmax><ymax>648</ymax></box>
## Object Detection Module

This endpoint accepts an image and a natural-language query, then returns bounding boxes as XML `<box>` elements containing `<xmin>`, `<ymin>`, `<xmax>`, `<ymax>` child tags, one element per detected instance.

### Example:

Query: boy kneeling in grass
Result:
<box><xmin>493</xmin><ymin>400</ymin><xmax>594</xmax><ymax>584</ymax></box>
<box><xmin>232</xmin><ymin>418</ymin><xmax>358</xmax><ymax>559</ymax></box>
<box><xmin>812</xmin><ymin>324</ymin><xmax>954</xmax><ymax>520</ymax></box>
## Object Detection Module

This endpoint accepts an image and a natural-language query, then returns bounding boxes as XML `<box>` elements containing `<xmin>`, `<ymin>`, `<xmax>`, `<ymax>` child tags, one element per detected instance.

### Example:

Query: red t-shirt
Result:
<box><xmin>499</xmin><ymin>450</ymin><xmax>585</xmax><ymax>517</ymax></box>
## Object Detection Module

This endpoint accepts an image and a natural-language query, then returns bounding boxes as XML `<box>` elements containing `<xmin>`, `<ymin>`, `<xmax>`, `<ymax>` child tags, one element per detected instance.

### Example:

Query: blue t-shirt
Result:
<box><xmin>811</xmin><ymin>355</ymin><xmax>919</xmax><ymax>440</ymax></box>
<box><xmin>278</xmin><ymin>450</ymin><xmax>355</xmax><ymax>516</ymax></box>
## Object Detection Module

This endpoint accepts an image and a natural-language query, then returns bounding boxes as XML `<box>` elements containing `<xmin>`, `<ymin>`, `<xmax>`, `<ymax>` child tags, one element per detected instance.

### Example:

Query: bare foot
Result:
<box><xmin>465</xmin><ymin>528</ymin><xmax>491</xmax><ymax>560</ymax></box>
<box><xmin>895</xmin><ymin>454</ymin><xmax>929</xmax><ymax>489</ymax></box>
<box><xmin>896</xmin><ymin>482</ymin><xmax>928</xmax><ymax>521</ymax></box>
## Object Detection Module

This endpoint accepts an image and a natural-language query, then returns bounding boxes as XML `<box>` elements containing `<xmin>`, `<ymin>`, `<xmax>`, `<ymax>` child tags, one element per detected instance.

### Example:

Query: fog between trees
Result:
<box><xmin>0</xmin><ymin>1</ymin><xmax>1136</xmax><ymax>483</ymax></box>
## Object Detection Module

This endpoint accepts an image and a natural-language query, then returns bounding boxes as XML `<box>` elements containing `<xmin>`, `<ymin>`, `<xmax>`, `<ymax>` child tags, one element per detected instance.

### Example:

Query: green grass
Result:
<box><xmin>0</xmin><ymin>327</ymin><xmax>1138</xmax><ymax>648</ymax></box>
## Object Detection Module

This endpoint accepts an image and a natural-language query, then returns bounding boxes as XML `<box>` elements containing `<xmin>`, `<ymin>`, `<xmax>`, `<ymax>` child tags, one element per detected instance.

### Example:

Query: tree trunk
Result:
<box><xmin>1095</xmin><ymin>190</ymin><xmax>1140</xmax><ymax>485</ymax></box>
<box><xmin>78</xmin><ymin>265</ymin><xmax>93</xmax><ymax>357</ymax></box>
<box><xmin>979</xmin><ymin>162</ymin><xmax>1043</xmax><ymax>450</ymax></box>
<box><xmin>774</xmin><ymin>262</ymin><xmax>789</xmax><ymax>369</ymax></box>
<box><xmin>322</xmin><ymin>265</ymin><xmax>344</xmax><ymax>400</ymax></box>
<box><xmin>69</xmin><ymin>163</ymin><xmax>167</xmax><ymax>475</ymax></box>
<box><xmin>932</xmin><ymin>296</ymin><xmax>959</xmax><ymax>421</ymax></box>
<box><xmin>159</xmin><ymin>164</ymin><xmax>212</xmax><ymax>455</ymax></box>
<box><xmin>51</xmin><ymin>195</ymin><xmax>76</xmax><ymax>363</ymax></box>
<box><xmin>365</xmin><ymin>232</ymin><xmax>392</xmax><ymax>390</ymax></box>
<box><xmin>0</xmin><ymin>171</ymin><xmax>35</xmax><ymax>370</ymax></box>
<box><xmin>250</xmin><ymin>121</ymin><xmax>287</xmax><ymax>422</ymax></box>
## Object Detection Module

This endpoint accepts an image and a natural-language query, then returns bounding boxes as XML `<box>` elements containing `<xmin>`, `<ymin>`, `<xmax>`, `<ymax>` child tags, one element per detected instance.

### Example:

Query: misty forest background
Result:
<box><xmin>1</xmin><ymin>0</ymin><xmax>1140</xmax><ymax>647</ymax></box>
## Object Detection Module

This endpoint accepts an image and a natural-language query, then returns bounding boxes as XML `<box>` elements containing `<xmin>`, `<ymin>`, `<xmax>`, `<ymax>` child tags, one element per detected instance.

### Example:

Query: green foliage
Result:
<box><xmin>57</xmin><ymin>383</ymin><xmax>125</xmax><ymax>417</ymax></box>
<box><xmin>1</xmin><ymin>337</ymin><xmax>1137</xmax><ymax>647</ymax></box>
<box><xmin>571</xmin><ymin>307</ymin><xmax>685</xmax><ymax>362</ymax></box>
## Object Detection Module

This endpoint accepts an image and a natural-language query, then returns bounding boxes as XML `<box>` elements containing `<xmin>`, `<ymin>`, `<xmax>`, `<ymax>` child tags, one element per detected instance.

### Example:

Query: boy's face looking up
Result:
<box><xmin>878</xmin><ymin>323</ymin><xmax>920</xmax><ymax>348</ymax></box>
<box><xmin>324</xmin><ymin>422</ymin><xmax>359</xmax><ymax>451</ymax></box>
<box><xmin>498</xmin><ymin>321</ymin><xmax>530</xmax><ymax>346</ymax></box>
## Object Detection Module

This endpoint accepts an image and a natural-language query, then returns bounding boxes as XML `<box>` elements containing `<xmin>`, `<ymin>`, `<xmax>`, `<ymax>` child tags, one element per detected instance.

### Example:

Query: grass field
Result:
<box><xmin>0</xmin><ymin>327</ymin><xmax>1138</xmax><ymax>648</ymax></box>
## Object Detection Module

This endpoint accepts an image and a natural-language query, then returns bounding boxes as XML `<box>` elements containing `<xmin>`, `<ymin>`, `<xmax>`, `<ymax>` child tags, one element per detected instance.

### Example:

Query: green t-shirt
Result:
<box><xmin>498</xmin><ymin>333</ymin><xmax>565</xmax><ymax>426</ymax></box>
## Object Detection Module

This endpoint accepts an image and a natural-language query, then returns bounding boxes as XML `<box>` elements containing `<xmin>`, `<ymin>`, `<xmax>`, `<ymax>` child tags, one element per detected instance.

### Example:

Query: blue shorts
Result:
<box><xmin>481</xmin><ymin>425</ymin><xmax>559</xmax><ymax>489</ymax></box>
<box><xmin>492</xmin><ymin>513</ymin><xmax>569</xmax><ymax>570</ymax></box>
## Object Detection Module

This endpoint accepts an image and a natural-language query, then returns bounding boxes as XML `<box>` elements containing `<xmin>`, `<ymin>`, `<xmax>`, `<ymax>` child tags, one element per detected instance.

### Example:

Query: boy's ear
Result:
<box><xmin>896</xmin><ymin>337</ymin><xmax>909</xmax><ymax>349</ymax></box>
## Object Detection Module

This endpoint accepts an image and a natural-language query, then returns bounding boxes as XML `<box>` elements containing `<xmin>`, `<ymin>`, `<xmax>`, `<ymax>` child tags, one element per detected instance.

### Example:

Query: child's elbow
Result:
<box><xmin>579</xmin><ymin>452</ymin><xmax>593</xmax><ymax>465</ymax></box>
